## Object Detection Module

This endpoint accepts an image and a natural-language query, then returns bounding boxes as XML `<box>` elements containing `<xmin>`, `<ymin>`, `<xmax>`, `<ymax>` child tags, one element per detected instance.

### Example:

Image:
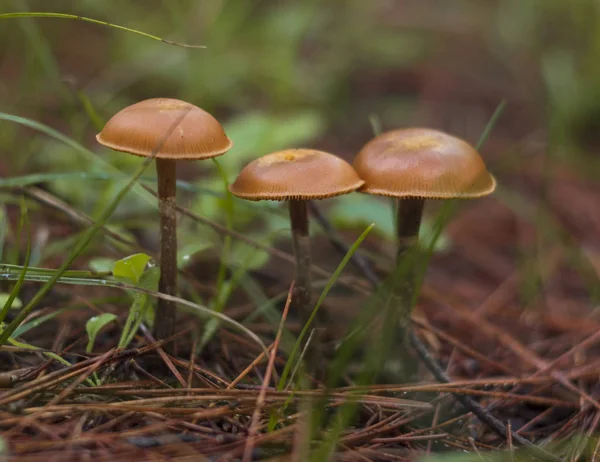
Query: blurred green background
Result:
<box><xmin>1</xmin><ymin>0</ymin><xmax>599</xmax><ymax>271</ymax></box>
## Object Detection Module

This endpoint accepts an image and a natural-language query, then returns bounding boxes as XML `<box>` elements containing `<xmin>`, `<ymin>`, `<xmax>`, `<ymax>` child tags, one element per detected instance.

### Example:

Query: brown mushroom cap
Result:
<box><xmin>353</xmin><ymin>128</ymin><xmax>496</xmax><ymax>199</ymax></box>
<box><xmin>96</xmin><ymin>98</ymin><xmax>232</xmax><ymax>160</ymax></box>
<box><xmin>229</xmin><ymin>149</ymin><xmax>365</xmax><ymax>201</ymax></box>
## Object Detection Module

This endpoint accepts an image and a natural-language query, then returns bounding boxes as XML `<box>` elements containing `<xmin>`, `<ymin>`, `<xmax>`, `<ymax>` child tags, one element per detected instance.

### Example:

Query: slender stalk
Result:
<box><xmin>289</xmin><ymin>199</ymin><xmax>325</xmax><ymax>381</ymax></box>
<box><xmin>154</xmin><ymin>158</ymin><xmax>178</xmax><ymax>341</ymax></box>
<box><xmin>394</xmin><ymin>197</ymin><xmax>425</xmax><ymax>378</ymax></box>
<box><xmin>288</xmin><ymin>199</ymin><xmax>312</xmax><ymax>325</ymax></box>
<box><xmin>396</xmin><ymin>197</ymin><xmax>425</xmax><ymax>262</ymax></box>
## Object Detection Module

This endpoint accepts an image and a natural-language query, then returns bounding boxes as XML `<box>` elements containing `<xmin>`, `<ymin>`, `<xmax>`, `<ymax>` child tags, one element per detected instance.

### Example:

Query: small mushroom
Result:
<box><xmin>97</xmin><ymin>97</ymin><xmax>232</xmax><ymax>340</ymax></box>
<box><xmin>353</xmin><ymin>128</ymin><xmax>496</xmax><ymax>262</ymax></box>
<box><xmin>229</xmin><ymin>149</ymin><xmax>364</xmax><ymax>325</ymax></box>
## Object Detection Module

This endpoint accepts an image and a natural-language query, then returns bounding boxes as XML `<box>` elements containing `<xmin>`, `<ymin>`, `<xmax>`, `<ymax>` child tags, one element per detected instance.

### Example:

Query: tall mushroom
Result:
<box><xmin>97</xmin><ymin>98</ymin><xmax>232</xmax><ymax>340</ymax></box>
<box><xmin>229</xmin><ymin>149</ymin><xmax>364</xmax><ymax>326</ymax></box>
<box><xmin>352</xmin><ymin>128</ymin><xmax>496</xmax><ymax>359</ymax></box>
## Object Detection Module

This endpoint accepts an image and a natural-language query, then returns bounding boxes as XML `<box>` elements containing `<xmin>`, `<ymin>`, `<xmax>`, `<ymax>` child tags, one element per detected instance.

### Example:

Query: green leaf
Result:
<box><xmin>85</xmin><ymin>313</ymin><xmax>117</xmax><ymax>353</ymax></box>
<box><xmin>0</xmin><ymin>293</ymin><xmax>22</xmax><ymax>310</ymax></box>
<box><xmin>113</xmin><ymin>253</ymin><xmax>152</xmax><ymax>284</ymax></box>
<box><xmin>118</xmin><ymin>266</ymin><xmax>160</xmax><ymax>348</ymax></box>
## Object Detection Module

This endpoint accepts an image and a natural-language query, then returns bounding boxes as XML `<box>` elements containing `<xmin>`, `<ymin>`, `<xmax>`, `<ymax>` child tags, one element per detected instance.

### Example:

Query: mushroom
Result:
<box><xmin>353</xmin><ymin>128</ymin><xmax>496</xmax><ymax>262</ymax></box>
<box><xmin>352</xmin><ymin>128</ymin><xmax>496</xmax><ymax>374</ymax></box>
<box><xmin>229</xmin><ymin>149</ymin><xmax>364</xmax><ymax>325</ymax></box>
<box><xmin>97</xmin><ymin>97</ymin><xmax>232</xmax><ymax>340</ymax></box>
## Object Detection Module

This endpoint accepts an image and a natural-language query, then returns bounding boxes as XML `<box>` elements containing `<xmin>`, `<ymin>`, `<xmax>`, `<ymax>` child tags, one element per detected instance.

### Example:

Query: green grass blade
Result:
<box><xmin>476</xmin><ymin>99</ymin><xmax>507</xmax><ymax>150</ymax></box>
<box><xmin>73</xmin><ymin>87</ymin><xmax>105</xmax><ymax>132</ymax></box>
<box><xmin>0</xmin><ymin>112</ymin><xmax>156</xmax><ymax>206</ymax></box>
<box><xmin>0</xmin><ymin>12</ymin><xmax>206</xmax><ymax>48</ymax></box>
<box><xmin>277</xmin><ymin>223</ymin><xmax>376</xmax><ymax>391</ymax></box>
<box><xmin>0</xmin><ymin>263</ymin><xmax>110</xmax><ymax>278</ymax></box>
<box><xmin>13</xmin><ymin>305</ymin><xmax>73</xmax><ymax>337</ymax></box>
<box><xmin>0</xmin><ymin>199</ymin><xmax>31</xmax><ymax>324</ymax></box>
<box><xmin>7</xmin><ymin>336</ymin><xmax>95</xmax><ymax>386</ymax></box>
<box><xmin>0</xmin><ymin>205</ymin><xmax>6</xmax><ymax>261</ymax></box>
<box><xmin>209</xmin><ymin>158</ymin><xmax>234</xmax><ymax>314</ymax></box>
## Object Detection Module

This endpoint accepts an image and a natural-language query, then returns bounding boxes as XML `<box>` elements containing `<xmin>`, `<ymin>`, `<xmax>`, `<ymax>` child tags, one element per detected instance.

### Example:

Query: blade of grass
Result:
<box><xmin>0</xmin><ymin>263</ymin><xmax>110</xmax><ymax>278</ymax></box>
<box><xmin>0</xmin><ymin>12</ymin><xmax>206</xmax><ymax>48</ymax></box>
<box><xmin>64</xmin><ymin>82</ymin><xmax>105</xmax><ymax>132</ymax></box>
<box><xmin>0</xmin><ymin>198</ymin><xmax>31</xmax><ymax>325</ymax></box>
<box><xmin>0</xmin><ymin>112</ymin><xmax>155</xmax><ymax>207</ymax></box>
<box><xmin>13</xmin><ymin>306</ymin><xmax>73</xmax><ymax>337</ymax></box>
<box><xmin>277</xmin><ymin>223</ymin><xmax>376</xmax><ymax>390</ymax></box>
<box><xmin>0</xmin><ymin>205</ymin><xmax>6</xmax><ymax>261</ymax></box>
<box><xmin>209</xmin><ymin>158</ymin><xmax>234</xmax><ymax>314</ymax></box>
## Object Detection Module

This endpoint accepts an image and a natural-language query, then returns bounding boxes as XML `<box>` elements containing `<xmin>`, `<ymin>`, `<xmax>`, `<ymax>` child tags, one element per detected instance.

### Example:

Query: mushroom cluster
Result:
<box><xmin>96</xmin><ymin>99</ymin><xmax>496</xmax><ymax>345</ymax></box>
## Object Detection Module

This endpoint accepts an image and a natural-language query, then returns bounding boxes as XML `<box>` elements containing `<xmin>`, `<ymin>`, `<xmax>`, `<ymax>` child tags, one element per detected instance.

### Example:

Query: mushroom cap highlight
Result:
<box><xmin>96</xmin><ymin>98</ymin><xmax>232</xmax><ymax>160</ymax></box>
<box><xmin>353</xmin><ymin>128</ymin><xmax>496</xmax><ymax>199</ymax></box>
<box><xmin>229</xmin><ymin>149</ymin><xmax>365</xmax><ymax>201</ymax></box>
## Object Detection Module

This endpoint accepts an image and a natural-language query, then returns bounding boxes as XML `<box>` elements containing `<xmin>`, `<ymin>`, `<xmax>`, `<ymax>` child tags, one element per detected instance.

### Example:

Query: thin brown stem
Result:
<box><xmin>154</xmin><ymin>158</ymin><xmax>178</xmax><ymax>341</ymax></box>
<box><xmin>396</xmin><ymin>197</ymin><xmax>425</xmax><ymax>262</ymax></box>
<box><xmin>288</xmin><ymin>200</ymin><xmax>312</xmax><ymax>325</ymax></box>
<box><xmin>393</xmin><ymin>197</ymin><xmax>425</xmax><ymax>376</ymax></box>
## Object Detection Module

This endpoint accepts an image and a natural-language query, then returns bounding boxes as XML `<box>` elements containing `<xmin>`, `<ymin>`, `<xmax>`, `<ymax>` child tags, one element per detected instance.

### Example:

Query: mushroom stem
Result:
<box><xmin>394</xmin><ymin>197</ymin><xmax>425</xmax><ymax>368</ymax></box>
<box><xmin>396</xmin><ymin>198</ymin><xmax>425</xmax><ymax>262</ymax></box>
<box><xmin>154</xmin><ymin>158</ymin><xmax>178</xmax><ymax>341</ymax></box>
<box><xmin>288</xmin><ymin>199</ymin><xmax>312</xmax><ymax>325</ymax></box>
